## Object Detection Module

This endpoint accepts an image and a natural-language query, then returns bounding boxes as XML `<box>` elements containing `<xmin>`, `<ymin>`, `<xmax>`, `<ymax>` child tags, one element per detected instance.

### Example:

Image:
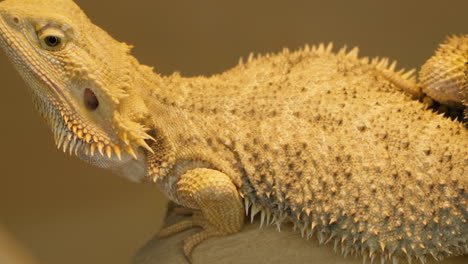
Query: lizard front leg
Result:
<box><xmin>158</xmin><ymin>168</ymin><xmax>244</xmax><ymax>261</ymax></box>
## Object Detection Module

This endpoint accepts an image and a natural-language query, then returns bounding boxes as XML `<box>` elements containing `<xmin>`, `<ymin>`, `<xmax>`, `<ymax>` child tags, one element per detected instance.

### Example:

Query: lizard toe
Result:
<box><xmin>159</xmin><ymin>211</ymin><xmax>227</xmax><ymax>261</ymax></box>
<box><xmin>182</xmin><ymin>228</ymin><xmax>224</xmax><ymax>262</ymax></box>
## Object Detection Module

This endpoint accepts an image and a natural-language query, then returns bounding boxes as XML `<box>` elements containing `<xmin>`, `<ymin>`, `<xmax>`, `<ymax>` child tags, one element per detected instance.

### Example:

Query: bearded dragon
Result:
<box><xmin>0</xmin><ymin>0</ymin><xmax>466</xmax><ymax>264</ymax></box>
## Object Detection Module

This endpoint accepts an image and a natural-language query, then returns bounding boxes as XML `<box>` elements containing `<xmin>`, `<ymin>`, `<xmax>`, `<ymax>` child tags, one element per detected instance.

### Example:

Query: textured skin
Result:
<box><xmin>0</xmin><ymin>0</ymin><xmax>466</xmax><ymax>264</ymax></box>
<box><xmin>420</xmin><ymin>35</ymin><xmax>467</xmax><ymax>106</ymax></box>
<box><xmin>420</xmin><ymin>35</ymin><xmax>468</xmax><ymax>121</ymax></box>
<box><xmin>136</xmin><ymin>214</ymin><xmax>468</xmax><ymax>264</ymax></box>
<box><xmin>158</xmin><ymin>168</ymin><xmax>244</xmax><ymax>259</ymax></box>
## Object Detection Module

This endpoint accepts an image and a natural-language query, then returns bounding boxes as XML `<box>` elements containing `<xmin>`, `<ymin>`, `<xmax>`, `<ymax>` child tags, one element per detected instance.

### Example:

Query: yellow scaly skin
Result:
<box><xmin>419</xmin><ymin>35</ymin><xmax>468</xmax><ymax>121</ymax></box>
<box><xmin>0</xmin><ymin>0</ymin><xmax>466</xmax><ymax>263</ymax></box>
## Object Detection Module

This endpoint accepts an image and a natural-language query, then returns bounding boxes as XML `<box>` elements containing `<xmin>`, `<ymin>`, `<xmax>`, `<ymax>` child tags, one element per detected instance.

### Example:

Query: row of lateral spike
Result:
<box><xmin>237</xmin><ymin>42</ymin><xmax>417</xmax><ymax>84</ymax></box>
<box><xmin>49</xmin><ymin>109</ymin><xmax>124</xmax><ymax>159</ymax></box>
<box><xmin>241</xmin><ymin>195</ymin><xmax>447</xmax><ymax>264</ymax></box>
<box><xmin>54</xmin><ymin>124</ymin><xmax>121</xmax><ymax>158</ymax></box>
<box><xmin>47</xmin><ymin>103</ymin><xmax>155</xmax><ymax>161</ymax></box>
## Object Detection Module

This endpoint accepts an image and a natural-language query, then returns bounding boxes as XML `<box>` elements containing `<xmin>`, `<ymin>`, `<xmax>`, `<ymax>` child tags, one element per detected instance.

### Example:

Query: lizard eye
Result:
<box><xmin>44</xmin><ymin>36</ymin><xmax>61</xmax><ymax>47</ymax></box>
<box><xmin>84</xmin><ymin>88</ymin><xmax>99</xmax><ymax>111</ymax></box>
<box><xmin>38</xmin><ymin>26</ymin><xmax>66</xmax><ymax>51</ymax></box>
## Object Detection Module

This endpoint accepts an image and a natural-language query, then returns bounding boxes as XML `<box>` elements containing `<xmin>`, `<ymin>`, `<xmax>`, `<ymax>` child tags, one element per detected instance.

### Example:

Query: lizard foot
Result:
<box><xmin>158</xmin><ymin>168</ymin><xmax>245</xmax><ymax>261</ymax></box>
<box><xmin>159</xmin><ymin>211</ymin><xmax>225</xmax><ymax>262</ymax></box>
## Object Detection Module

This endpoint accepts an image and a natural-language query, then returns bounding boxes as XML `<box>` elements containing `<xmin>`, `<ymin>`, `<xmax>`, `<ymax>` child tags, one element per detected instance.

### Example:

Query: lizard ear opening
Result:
<box><xmin>84</xmin><ymin>88</ymin><xmax>99</xmax><ymax>111</ymax></box>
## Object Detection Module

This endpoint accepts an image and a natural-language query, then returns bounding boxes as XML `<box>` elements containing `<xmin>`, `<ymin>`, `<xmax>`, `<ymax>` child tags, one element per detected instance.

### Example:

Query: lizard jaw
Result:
<box><xmin>30</xmin><ymin>76</ymin><xmax>124</xmax><ymax>160</ymax></box>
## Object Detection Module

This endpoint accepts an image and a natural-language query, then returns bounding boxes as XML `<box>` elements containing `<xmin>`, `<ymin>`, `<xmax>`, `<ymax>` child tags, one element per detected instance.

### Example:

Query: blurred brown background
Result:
<box><xmin>0</xmin><ymin>0</ymin><xmax>466</xmax><ymax>263</ymax></box>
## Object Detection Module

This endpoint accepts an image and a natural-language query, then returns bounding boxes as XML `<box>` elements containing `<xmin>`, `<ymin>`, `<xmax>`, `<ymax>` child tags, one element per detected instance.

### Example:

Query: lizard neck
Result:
<box><xmin>131</xmin><ymin>60</ymin><xmax>243</xmax><ymax>189</ymax></box>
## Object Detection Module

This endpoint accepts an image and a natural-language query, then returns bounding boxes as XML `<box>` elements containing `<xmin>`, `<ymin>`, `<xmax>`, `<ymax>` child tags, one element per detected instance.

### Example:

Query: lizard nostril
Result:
<box><xmin>84</xmin><ymin>88</ymin><xmax>99</xmax><ymax>111</ymax></box>
<box><xmin>12</xmin><ymin>17</ymin><xmax>19</xmax><ymax>24</ymax></box>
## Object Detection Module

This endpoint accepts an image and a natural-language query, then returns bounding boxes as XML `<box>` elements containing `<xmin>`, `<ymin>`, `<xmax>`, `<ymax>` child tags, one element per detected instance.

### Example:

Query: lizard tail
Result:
<box><xmin>419</xmin><ymin>34</ymin><xmax>467</xmax><ymax>118</ymax></box>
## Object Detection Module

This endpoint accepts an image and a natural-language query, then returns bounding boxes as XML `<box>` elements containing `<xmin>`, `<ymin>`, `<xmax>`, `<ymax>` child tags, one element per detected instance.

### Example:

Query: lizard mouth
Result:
<box><xmin>26</xmin><ymin>68</ymin><xmax>124</xmax><ymax>159</ymax></box>
<box><xmin>0</xmin><ymin>16</ymin><xmax>124</xmax><ymax>159</ymax></box>
<box><xmin>43</xmin><ymin>82</ymin><xmax>123</xmax><ymax>159</ymax></box>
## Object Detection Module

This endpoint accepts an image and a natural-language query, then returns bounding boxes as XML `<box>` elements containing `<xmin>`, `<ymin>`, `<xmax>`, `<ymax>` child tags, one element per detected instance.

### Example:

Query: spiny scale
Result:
<box><xmin>53</xmin><ymin>120</ymin><xmax>123</xmax><ymax>160</ymax></box>
<box><xmin>52</xmin><ymin>108</ymin><xmax>151</xmax><ymax>161</ymax></box>
<box><xmin>113</xmin><ymin>112</ymin><xmax>155</xmax><ymax>155</ymax></box>
<box><xmin>242</xmin><ymin>197</ymin><xmax>451</xmax><ymax>264</ymax></box>
<box><xmin>0</xmin><ymin>1</ymin><xmax>465</xmax><ymax>262</ymax></box>
<box><xmin>420</xmin><ymin>34</ymin><xmax>467</xmax><ymax>105</ymax></box>
<box><xmin>50</xmin><ymin>110</ymin><xmax>138</xmax><ymax>160</ymax></box>
<box><xmin>242</xmin><ymin>42</ymin><xmax>420</xmax><ymax>100</ymax></box>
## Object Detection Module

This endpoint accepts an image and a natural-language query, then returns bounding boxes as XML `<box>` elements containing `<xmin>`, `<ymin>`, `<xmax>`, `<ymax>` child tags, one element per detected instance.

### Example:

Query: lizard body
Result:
<box><xmin>0</xmin><ymin>0</ymin><xmax>466</xmax><ymax>263</ymax></box>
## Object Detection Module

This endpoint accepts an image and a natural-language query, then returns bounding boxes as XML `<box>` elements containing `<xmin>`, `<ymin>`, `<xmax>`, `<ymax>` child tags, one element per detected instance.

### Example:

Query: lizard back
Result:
<box><xmin>150</xmin><ymin>45</ymin><xmax>468</xmax><ymax>261</ymax></box>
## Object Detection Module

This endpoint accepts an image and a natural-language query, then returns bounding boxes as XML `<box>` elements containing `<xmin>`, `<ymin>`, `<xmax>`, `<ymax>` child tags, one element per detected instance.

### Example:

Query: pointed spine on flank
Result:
<box><xmin>240</xmin><ymin>195</ymin><xmax>465</xmax><ymax>264</ymax></box>
<box><xmin>242</xmin><ymin>196</ymin><xmax>275</xmax><ymax>229</ymax></box>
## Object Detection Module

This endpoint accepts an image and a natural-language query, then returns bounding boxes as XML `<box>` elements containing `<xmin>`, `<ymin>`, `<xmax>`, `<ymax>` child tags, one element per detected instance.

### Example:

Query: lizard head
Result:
<box><xmin>0</xmin><ymin>0</ymin><xmax>154</xmax><ymax>164</ymax></box>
